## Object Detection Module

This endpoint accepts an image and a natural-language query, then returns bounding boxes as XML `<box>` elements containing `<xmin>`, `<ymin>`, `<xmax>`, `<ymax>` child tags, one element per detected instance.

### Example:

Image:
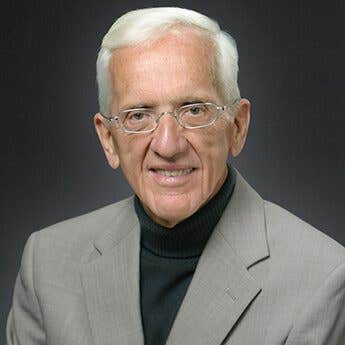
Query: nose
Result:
<box><xmin>150</xmin><ymin>113</ymin><xmax>189</xmax><ymax>159</ymax></box>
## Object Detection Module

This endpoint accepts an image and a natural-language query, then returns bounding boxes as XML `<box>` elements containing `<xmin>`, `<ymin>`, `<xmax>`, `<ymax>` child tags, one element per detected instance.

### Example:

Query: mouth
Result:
<box><xmin>148</xmin><ymin>167</ymin><xmax>197</xmax><ymax>186</ymax></box>
<box><xmin>153</xmin><ymin>168</ymin><xmax>193</xmax><ymax>177</ymax></box>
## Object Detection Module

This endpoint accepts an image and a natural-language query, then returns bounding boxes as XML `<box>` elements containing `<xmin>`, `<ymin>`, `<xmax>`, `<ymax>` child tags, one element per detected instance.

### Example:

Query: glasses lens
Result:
<box><xmin>179</xmin><ymin>103</ymin><xmax>219</xmax><ymax>127</ymax></box>
<box><xmin>121</xmin><ymin>109</ymin><xmax>156</xmax><ymax>132</ymax></box>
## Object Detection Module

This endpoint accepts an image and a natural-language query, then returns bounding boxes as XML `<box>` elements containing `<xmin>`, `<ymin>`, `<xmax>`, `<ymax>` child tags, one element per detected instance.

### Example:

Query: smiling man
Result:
<box><xmin>6</xmin><ymin>7</ymin><xmax>345</xmax><ymax>345</ymax></box>
<box><xmin>94</xmin><ymin>24</ymin><xmax>247</xmax><ymax>228</ymax></box>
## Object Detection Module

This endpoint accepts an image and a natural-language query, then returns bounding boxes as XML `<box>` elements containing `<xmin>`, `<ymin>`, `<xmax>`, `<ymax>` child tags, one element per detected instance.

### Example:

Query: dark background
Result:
<box><xmin>1</xmin><ymin>0</ymin><xmax>344</xmax><ymax>340</ymax></box>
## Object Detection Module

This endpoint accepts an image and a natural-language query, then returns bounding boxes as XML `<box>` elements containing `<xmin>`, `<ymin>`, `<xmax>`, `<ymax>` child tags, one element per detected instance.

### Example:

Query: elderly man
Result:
<box><xmin>6</xmin><ymin>7</ymin><xmax>345</xmax><ymax>345</ymax></box>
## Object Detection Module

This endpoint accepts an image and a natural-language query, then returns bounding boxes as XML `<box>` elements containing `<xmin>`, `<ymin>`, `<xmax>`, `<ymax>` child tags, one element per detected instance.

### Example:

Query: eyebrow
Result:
<box><xmin>119</xmin><ymin>96</ymin><xmax>214</xmax><ymax>111</ymax></box>
<box><xmin>178</xmin><ymin>97</ymin><xmax>213</xmax><ymax>106</ymax></box>
<box><xmin>119</xmin><ymin>103</ymin><xmax>155</xmax><ymax>110</ymax></box>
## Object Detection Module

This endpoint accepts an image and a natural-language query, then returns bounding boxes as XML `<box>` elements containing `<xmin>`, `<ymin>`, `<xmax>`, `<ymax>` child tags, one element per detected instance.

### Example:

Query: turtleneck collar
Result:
<box><xmin>134</xmin><ymin>165</ymin><xmax>236</xmax><ymax>258</ymax></box>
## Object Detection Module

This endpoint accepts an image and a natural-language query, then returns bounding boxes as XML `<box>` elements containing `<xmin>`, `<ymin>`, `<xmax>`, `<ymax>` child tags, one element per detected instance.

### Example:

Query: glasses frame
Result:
<box><xmin>100</xmin><ymin>98</ymin><xmax>240</xmax><ymax>134</ymax></box>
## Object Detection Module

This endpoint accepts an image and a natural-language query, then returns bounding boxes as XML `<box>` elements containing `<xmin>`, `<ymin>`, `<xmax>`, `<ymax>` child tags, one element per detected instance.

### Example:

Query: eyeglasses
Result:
<box><xmin>100</xmin><ymin>99</ymin><xmax>240</xmax><ymax>134</ymax></box>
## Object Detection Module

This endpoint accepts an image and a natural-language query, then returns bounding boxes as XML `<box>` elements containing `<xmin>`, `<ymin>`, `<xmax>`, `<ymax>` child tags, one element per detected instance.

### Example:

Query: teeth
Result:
<box><xmin>155</xmin><ymin>168</ymin><xmax>193</xmax><ymax>177</ymax></box>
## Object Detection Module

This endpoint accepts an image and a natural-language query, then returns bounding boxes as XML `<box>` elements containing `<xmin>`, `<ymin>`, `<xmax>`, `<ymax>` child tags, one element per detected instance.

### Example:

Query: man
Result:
<box><xmin>6</xmin><ymin>7</ymin><xmax>345</xmax><ymax>345</ymax></box>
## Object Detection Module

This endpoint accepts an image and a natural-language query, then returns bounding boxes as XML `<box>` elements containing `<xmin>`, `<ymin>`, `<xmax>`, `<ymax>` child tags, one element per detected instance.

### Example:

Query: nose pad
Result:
<box><xmin>156</xmin><ymin>111</ymin><xmax>178</xmax><ymax>125</ymax></box>
<box><xmin>155</xmin><ymin>112</ymin><xmax>181</xmax><ymax>137</ymax></box>
<box><xmin>154</xmin><ymin>111</ymin><xmax>181</xmax><ymax>135</ymax></box>
<box><xmin>150</xmin><ymin>112</ymin><xmax>188</xmax><ymax>158</ymax></box>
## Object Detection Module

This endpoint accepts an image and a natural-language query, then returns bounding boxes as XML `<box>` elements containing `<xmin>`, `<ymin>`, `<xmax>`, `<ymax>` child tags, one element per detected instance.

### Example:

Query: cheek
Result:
<box><xmin>188</xmin><ymin>126</ymin><xmax>231</xmax><ymax>193</ymax></box>
<box><xmin>115</xmin><ymin>135</ymin><xmax>150</xmax><ymax>179</ymax></box>
<box><xmin>192</xmin><ymin>125</ymin><xmax>230</xmax><ymax>163</ymax></box>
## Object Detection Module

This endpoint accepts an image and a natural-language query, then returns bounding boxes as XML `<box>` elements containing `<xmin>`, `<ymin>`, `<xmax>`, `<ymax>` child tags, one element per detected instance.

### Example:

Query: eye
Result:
<box><xmin>132</xmin><ymin>112</ymin><xmax>144</xmax><ymax>120</ymax></box>
<box><xmin>187</xmin><ymin>105</ymin><xmax>205</xmax><ymax>116</ymax></box>
<box><xmin>190</xmin><ymin>106</ymin><xmax>201</xmax><ymax>115</ymax></box>
<box><xmin>127</xmin><ymin>111</ymin><xmax>147</xmax><ymax>121</ymax></box>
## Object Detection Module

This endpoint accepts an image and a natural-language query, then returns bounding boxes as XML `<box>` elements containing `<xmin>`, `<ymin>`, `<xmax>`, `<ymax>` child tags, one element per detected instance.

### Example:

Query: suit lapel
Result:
<box><xmin>80</xmin><ymin>171</ymin><xmax>269</xmax><ymax>345</ymax></box>
<box><xmin>166</xmin><ymin>171</ymin><xmax>269</xmax><ymax>345</ymax></box>
<box><xmin>165</xmin><ymin>230</ymin><xmax>262</xmax><ymax>345</ymax></box>
<box><xmin>80</xmin><ymin>198</ymin><xmax>144</xmax><ymax>345</ymax></box>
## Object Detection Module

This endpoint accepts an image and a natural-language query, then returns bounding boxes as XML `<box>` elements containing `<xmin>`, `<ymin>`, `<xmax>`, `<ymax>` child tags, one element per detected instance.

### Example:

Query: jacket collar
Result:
<box><xmin>80</xmin><ymin>170</ymin><xmax>269</xmax><ymax>345</ymax></box>
<box><xmin>216</xmin><ymin>170</ymin><xmax>269</xmax><ymax>268</ymax></box>
<box><xmin>91</xmin><ymin>169</ymin><xmax>269</xmax><ymax>268</ymax></box>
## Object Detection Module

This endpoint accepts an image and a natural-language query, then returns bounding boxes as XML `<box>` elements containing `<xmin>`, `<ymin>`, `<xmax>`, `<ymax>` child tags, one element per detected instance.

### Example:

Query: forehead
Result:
<box><xmin>108</xmin><ymin>30</ymin><xmax>220</xmax><ymax>109</ymax></box>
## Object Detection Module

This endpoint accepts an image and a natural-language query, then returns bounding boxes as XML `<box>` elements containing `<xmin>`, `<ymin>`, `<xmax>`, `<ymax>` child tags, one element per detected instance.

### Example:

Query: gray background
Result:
<box><xmin>1</xmin><ymin>0</ymin><xmax>344</xmax><ymax>341</ymax></box>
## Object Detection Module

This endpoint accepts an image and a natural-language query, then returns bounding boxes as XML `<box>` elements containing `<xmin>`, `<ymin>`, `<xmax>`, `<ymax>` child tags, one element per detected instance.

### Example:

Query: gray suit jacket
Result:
<box><xmin>6</xmin><ymin>172</ymin><xmax>345</xmax><ymax>345</ymax></box>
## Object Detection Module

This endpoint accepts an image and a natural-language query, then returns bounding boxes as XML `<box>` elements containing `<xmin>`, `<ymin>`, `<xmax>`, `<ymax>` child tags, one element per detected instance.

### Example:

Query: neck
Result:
<box><xmin>134</xmin><ymin>164</ymin><xmax>237</xmax><ymax>258</ymax></box>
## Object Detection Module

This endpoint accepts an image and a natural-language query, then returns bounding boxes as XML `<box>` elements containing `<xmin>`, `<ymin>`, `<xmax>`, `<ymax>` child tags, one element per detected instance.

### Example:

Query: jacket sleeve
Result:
<box><xmin>6</xmin><ymin>232</ymin><xmax>46</xmax><ymax>345</ymax></box>
<box><xmin>285</xmin><ymin>260</ymin><xmax>345</xmax><ymax>345</ymax></box>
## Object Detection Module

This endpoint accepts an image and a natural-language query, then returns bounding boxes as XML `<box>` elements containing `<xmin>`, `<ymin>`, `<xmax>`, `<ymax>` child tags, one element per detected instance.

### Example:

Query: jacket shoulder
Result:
<box><xmin>264</xmin><ymin>200</ymin><xmax>345</xmax><ymax>273</ymax></box>
<box><xmin>32</xmin><ymin>196</ymin><xmax>134</xmax><ymax>262</ymax></box>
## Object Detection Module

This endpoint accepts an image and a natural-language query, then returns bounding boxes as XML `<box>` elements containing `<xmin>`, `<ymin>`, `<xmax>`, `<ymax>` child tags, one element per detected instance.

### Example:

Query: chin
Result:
<box><xmin>149</xmin><ymin>196</ymin><xmax>200</xmax><ymax>227</ymax></box>
<box><xmin>153</xmin><ymin>212</ymin><xmax>188</xmax><ymax>228</ymax></box>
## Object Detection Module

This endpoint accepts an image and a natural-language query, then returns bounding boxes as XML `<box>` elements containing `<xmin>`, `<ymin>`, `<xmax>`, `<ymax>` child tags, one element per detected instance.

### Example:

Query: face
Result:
<box><xmin>94</xmin><ymin>30</ymin><xmax>250</xmax><ymax>227</ymax></box>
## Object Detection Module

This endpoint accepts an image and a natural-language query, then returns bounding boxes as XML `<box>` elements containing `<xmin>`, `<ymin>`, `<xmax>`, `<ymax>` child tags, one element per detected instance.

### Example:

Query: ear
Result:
<box><xmin>229</xmin><ymin>98</ymin><xmax>251</xmax><ymax>157</ymax></box>
<box><xmin>93</xmin><ymin>113</ymin><xmax>120</xmax><ymax>169</ymax></box>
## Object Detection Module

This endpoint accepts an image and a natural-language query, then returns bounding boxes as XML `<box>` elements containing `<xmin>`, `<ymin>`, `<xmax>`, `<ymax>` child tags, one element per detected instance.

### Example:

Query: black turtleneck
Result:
<box><xmin>134</xmin><ymin>165</ymin><xmax>236</xmax><ymax>345</ymax></box>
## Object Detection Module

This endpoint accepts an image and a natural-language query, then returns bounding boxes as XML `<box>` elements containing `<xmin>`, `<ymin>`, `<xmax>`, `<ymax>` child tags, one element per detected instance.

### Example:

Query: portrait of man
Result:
<box><xmin>4</xmin><ymin>5</ymin><xmax>345</xmax><ymax>345</ymax></box>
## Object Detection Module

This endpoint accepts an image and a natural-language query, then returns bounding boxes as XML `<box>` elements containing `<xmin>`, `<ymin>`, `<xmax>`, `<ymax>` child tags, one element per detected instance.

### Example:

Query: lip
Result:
<box><xmin>148</xmin><ymin>164</ymin><xmax>197</xmax><ymax>171</ymax></box>
<box><xmin>148</xmin><ymin>167</ymin><xmax>197</xmax><ymax>187</ymax></box>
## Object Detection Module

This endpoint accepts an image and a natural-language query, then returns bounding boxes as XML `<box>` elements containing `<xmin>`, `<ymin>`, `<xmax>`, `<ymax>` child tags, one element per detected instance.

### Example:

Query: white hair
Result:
<box><xmin>96</xmin><ymin>7</ymin><xmax>241</xmax><ymax>115</ymax></box>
